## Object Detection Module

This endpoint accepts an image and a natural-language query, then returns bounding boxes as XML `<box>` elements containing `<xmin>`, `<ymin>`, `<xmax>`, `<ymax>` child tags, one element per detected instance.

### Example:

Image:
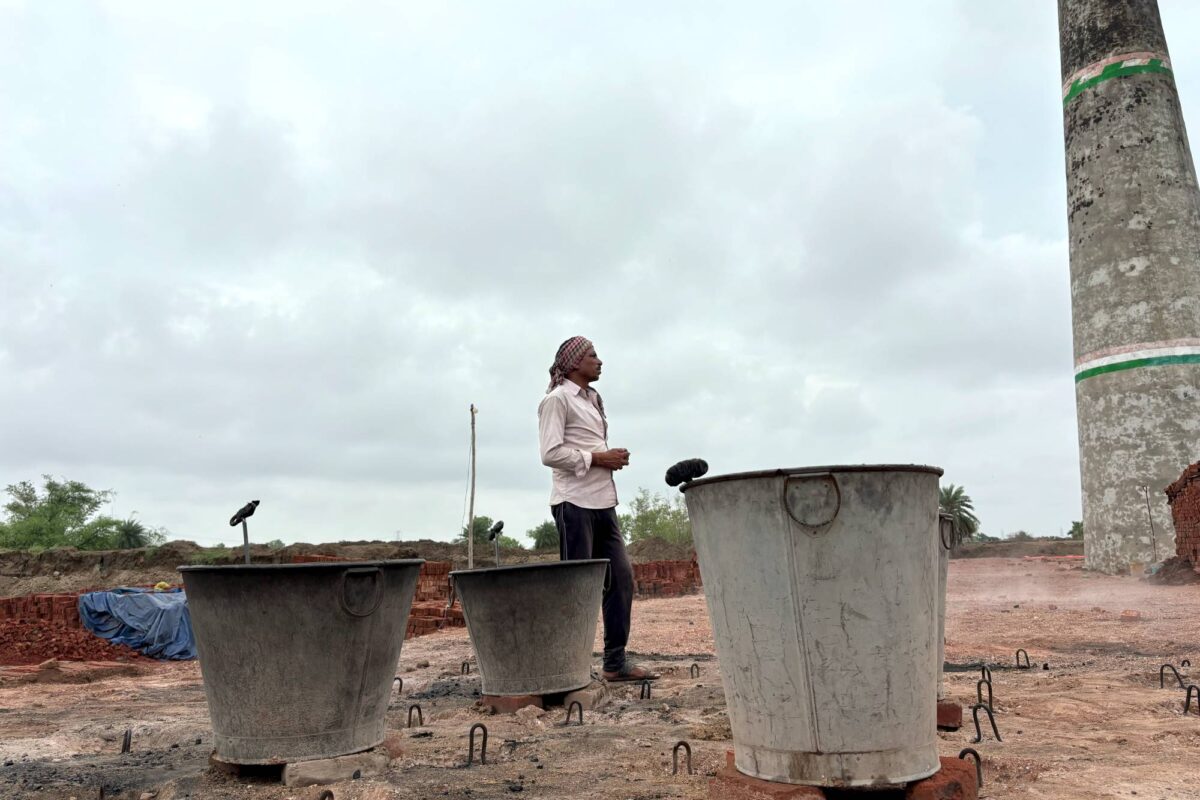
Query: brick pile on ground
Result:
<box><xmin>0</xmin><ymin>587</ymin><xmax>184</xmax><ymax>665</ymax></box>
<box><xmin>0</xmin><ymin>618</ymin><xmax>147</xmax><ymax>665</ymax></box>
<box><xmin>407</xmin><ymin>562</ymin><xmax>465</xmax><ymax>639</ymax></box>
<box><xmin>415</xmin><ymin>561</ymin><xmax>451</xmax><ymax>601</ymax></box>
<box><xmin>0</xmin><ymin>593</ymin><xmax>85</xmax><ymax>629</ymax></box>
<box><xmin>633</xmin><ymin>559</ymin><xmax>702</xmax><ymax>597</ymax></box>
<box><xmin>1165</xmin><ymin>461</ymin><xmax>1200</xmax><ymax>572</ymax></box>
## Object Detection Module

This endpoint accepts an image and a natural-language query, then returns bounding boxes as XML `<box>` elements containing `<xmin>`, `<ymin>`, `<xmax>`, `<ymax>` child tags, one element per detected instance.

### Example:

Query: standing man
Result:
<box><xmin>538</xmin><ymin>336</ymin><xmax>656</xmax><ymax>682</ymax></box>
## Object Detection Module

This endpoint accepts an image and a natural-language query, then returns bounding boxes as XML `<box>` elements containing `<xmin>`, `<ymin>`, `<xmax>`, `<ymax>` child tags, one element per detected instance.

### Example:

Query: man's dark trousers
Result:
<box><xmin>552</xmin><ymin>502</ymin><xmax>634</xmax><ymax>673</ymax></box>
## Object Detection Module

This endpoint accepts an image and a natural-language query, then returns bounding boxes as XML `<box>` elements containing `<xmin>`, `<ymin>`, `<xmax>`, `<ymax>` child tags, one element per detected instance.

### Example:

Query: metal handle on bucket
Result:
<box><xmin>446</xmin><ymin>575</ymin><xmax>457</xmax><ymax>609</ymax></box>
<box><xmin>782</xmin><ymin>473</ymin><xmax>841</xmax><ymax>533</ymax></box>
<box><xmin>338</xmin><ymin>567</ymin><xmax>384</xmax><ymax>617</ymax></box>
<box><xmin>939</xmin><ymin>515</ymin><xmax>955</xmax><ymax>551</ymax></box>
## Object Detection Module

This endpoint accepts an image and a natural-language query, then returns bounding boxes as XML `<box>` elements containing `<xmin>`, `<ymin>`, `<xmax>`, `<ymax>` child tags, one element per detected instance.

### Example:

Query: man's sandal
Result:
<box><xmin>601</xmin><ymin>664</ymin><xmax>660</xmax><ymax>682</ymax></box>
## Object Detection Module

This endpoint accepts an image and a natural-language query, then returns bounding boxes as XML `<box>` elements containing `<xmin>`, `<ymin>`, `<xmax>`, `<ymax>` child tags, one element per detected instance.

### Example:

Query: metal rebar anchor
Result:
<box><xmin>957</xmin><ymin>747</ymin><xmax>983</xmax><ymax>788</ymax></box>
<box><xmin>976</xmin><ymin>678</ymin><xmax>994</xmax><ymax>711</ymax></box>
<box><xmin>970</xmin><ymin>703</ymin><xmax>1002</xmax><ymax>743</ymax></box>
<box><xmin>1161</xmin><ymin>664</ymin><xmax>1185</xmax><ymax>689</ymax></box>
<box><xmin>467</xmin><ymin>723</ymin><xmax>488</xmax><ymax>766</ymax></box>
<box><xmin>672</xmin><ymin>741</ymin><xmax>693</xmax><ymax>775</ymax></box>
<box><xmin>1184</xmin><ymin>685</ymin><xmax>1200</xmax><ymax>716</ymax></box>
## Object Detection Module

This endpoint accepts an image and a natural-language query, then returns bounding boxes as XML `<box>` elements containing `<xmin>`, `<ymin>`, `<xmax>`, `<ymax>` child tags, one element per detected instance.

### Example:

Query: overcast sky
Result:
<box><xmin>5</xmin><ymin>1</ymin><xmax>1200</xmax><ymax>547</ymax></box>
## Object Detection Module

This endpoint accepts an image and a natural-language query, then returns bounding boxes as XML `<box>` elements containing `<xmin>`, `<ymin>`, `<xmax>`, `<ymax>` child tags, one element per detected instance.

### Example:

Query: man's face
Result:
<box><xmin>576</xmin><ymin>348</ymin><xmax>602</xmax><ymax>382</ymax></box>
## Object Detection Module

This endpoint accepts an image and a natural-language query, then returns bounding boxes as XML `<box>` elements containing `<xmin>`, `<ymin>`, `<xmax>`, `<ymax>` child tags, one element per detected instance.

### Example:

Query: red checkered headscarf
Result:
<box><xmin>547</xmin><ymin>336</ymin><xmax>592</xmax><ymax>390</ymax></box>
<box><xmin>547</xmin><ymin>336</ymin><xmax>607</xmax><ymax>425</ymax></box>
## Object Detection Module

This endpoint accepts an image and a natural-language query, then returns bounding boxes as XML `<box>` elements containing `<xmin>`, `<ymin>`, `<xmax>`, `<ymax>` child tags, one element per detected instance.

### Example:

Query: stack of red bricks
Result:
<box><xmin>0</xmin><ymin>591</ymin><xmax>152</xmax><ymax>665</ymax></box>
<box><xmin>415</xmin><ymin>561</ymin><xmax>452</xmax><ymax>602</ymax></box>
<box><xmin>633</xmin><ymin>559</ymin><xmax>702</xmax><ymax>598</ymax></box>
<box><xmin>1166</xmin><ymin>461</ymin><xmax>1200</xmax><ymax>571</ymax></box>
<box><xmin>405</xmin><ymin>601</ymin><xmax>466</xmax><ymax>639</ymax></box>
<box><xmin>0</xmin><ymin>593</ymin><xmax>84</xmax><ymax>629</ymax></box>
<box><xmin>405</xmin><ymin>561</ymin><xmax>466</xmax><ymax>639</ymax></box>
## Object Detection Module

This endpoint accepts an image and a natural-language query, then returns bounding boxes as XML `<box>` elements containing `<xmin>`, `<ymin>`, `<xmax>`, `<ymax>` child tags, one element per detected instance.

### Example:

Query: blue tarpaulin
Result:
<box><xmin>78</xmin><ymin>588</ymin><xmax>197</xmax><ymax>660</ymax></box>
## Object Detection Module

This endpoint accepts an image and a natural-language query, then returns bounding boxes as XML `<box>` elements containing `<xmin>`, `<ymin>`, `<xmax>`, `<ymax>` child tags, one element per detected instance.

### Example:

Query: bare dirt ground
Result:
<box><xmin>1</xmin><ymin>557</ymin><xmax>1197</xmax><ymax>799</ymax></box>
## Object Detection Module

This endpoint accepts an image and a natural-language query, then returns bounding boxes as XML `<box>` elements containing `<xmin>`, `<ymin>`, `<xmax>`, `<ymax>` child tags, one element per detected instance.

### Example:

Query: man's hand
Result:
<box><xmin>592</xmin><ymin>448</ymin><xmax>631</xmax><ymax>470</ymax></box>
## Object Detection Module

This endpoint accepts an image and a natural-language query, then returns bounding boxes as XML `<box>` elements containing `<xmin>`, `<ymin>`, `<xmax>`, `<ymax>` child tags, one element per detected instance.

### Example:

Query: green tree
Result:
<box><xmin>1</xmin><ymin>477</ymin><xmax>113</xmax><ymax>550</ymax></box>
<box><xmin>457</xmin><ymin>516</ymin><xmax>523</xmax><ymax>550</ymax></box>
<box><xmin>618</xmin><ymin>489</ymin><xmax>692</xmax><ymax>545</ymax></box>
<box><xmin>526</xmin><ymin>520</ymin><xmax>559</xmax><ymax>550</ymax></box>
<box><xmin>938</xmin><ymin>484</ymin><xmax>980</xmax><ymax>542</ymax></box>
<box><xmin>1069</xmin><ymin>520</ymin><xmax>1083</xmax><ymax>540</ymax></box>
<box><xmin>0</xmin><ymin>477</ymin><xmax>166</xmax><ymax>551</ymax></box>
<box><xmin>265</xmin><ymin>539</ymin><xmax>286</xmax><ymax>550</ymax></box>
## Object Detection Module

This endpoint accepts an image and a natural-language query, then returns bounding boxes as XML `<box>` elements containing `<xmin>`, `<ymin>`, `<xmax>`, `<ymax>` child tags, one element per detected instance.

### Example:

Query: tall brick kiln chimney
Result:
<box><xmin>1058</xmin><ymin>0</ymin><xmax>1200</xmax><ymax>573</ymax></box>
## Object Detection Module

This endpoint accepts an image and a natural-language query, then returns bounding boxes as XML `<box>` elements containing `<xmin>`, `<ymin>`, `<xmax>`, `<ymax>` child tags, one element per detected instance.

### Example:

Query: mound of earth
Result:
<box><xmin>1145</xmin><ymin>555</ymin><xmax>1200</xmax><ymax>585</ymax></box>
<box><xmin>0</xmin><ymin>539</ymin><xmax>566</xmax><ymax>596</ymax></box>
<box><xmin>626</xmin><ymin>537</ymin><xmax>695</xmax><ymax>563</ymax></box>
<box><xmin>952</xmin><ymin>538</ymin><xmax>1083</xmax><ymax>560</ymax></box>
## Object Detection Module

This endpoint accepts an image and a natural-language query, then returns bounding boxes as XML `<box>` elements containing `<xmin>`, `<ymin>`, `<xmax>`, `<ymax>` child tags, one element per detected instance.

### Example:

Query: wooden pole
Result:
<box><xmin>467</xmin><ymin>404</ymin><xmax>477</xmax><ymax>569</ymax></box>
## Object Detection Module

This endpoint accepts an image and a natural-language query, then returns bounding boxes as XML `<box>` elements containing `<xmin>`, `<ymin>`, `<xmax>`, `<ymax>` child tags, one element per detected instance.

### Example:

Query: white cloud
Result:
<box><xmin>12</xmin><ymin>0</ymin><xmax>1193</xmax><ymax>545</ymax></box>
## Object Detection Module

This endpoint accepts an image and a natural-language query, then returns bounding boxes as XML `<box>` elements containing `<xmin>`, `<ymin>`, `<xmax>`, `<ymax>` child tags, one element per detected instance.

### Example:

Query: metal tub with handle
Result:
<box><xmin>450</xmin><ymin>559</ymin><xmax>608</xmax><ymax>696</ymax></box>
<box><xmin>682</xmin><ymin>465</ymin><xmax>942</xmax><ymax>788</ymax></box>
<box><xmin>180</xmin><ymin>559</ymin><xmax>423</xmax><ymax>764</ymax></box>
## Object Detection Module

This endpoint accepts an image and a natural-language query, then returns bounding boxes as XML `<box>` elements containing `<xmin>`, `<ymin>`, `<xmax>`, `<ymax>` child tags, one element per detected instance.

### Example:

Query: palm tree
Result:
<box><xmin>114</xmin><ymin>518</ymin><xmax>151</xmax><ymax>549</ymax></box>
<box><xmin>939</xmin><ymin>484</ymin><xmax>980</xmax><ymax>542</ymax></box>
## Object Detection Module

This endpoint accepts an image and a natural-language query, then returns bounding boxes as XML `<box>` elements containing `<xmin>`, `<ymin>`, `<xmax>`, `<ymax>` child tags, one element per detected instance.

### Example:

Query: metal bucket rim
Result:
<box><xmin>680</xmin><ymin>463</ymin><xmax>943</xmax><ymax>492</ymax></box>
<box><xmin>450</xmin><ymin>558</ymin><xmax>609</xmax><ymax>578</ymax></box>
<box><xmin>179</xmin><ymin>558</ymin><xmax>426</xmax><ymax>573</ymax></box>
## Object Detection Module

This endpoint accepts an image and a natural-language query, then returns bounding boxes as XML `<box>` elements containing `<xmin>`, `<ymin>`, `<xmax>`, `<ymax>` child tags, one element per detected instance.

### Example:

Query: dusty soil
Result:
<box><xmin>0</xmin><ymin>558</ymin><xmax>1197</xmax><ymax>799</ymax></box>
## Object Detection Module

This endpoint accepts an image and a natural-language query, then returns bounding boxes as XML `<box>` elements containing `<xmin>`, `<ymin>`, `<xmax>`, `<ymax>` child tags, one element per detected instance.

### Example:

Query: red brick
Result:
<box><xmin>905</xmin><ymin>757</ymin><xmax>977</xmax><ymax>800</ymax></box>
<box><xmin>708</xmin><ymin>752</ymin><xmax>826</xmax><ymax>799</ymax></box>
<box><xmin>936</xmin><ymin>700</ymin><xmax>963</xmax><ymax>731</ymax></box>
<box><xmin>1167</xmin><ymin>462</ymin><xmax>1200</xmax><ymax>569</ymax></box>
<box><xmin>481</xmin><ymin>694</ymin><xmax>544</xmax><ymax>714</ymax></box>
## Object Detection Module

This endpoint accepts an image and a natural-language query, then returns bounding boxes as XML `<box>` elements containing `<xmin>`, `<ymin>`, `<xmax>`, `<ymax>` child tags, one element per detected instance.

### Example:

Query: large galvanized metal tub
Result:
<box><xmin>450</xmin><ymin>560</ymin><xmax>607</xmax><ymax>696</ymax></box>
<box><xmin>682</xmin><ymin>465</ymin><xmax>942</xmax><ymax>787</ymax></box>
<box><xmin>180</xmin><ymin>560</ymin><xmax>423</xmax><ymax>764</ymax></box>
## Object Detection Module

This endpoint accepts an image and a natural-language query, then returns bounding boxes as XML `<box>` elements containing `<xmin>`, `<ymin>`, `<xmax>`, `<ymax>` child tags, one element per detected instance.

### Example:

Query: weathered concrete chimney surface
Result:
<box><xmin>1059</xmin><ymin>0</ymin><xmax>1200</xmax><ymax>572</ymax></box>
